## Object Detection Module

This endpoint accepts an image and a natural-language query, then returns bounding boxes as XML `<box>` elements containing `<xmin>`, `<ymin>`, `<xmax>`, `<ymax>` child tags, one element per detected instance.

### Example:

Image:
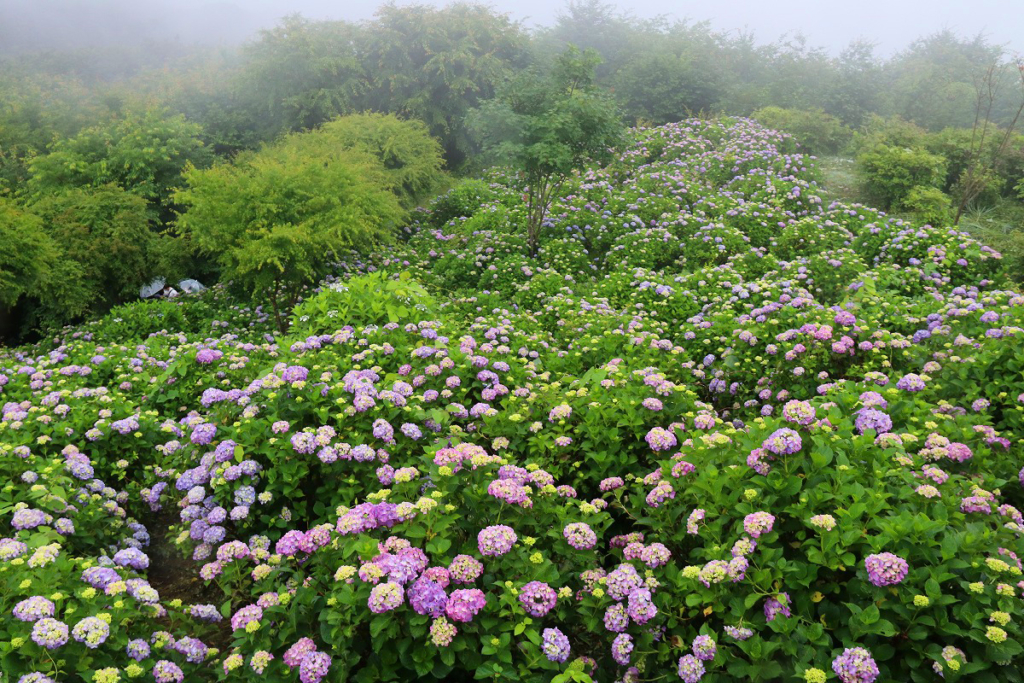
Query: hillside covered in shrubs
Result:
<box><xmin>2</xmin><ymin>118</ymin><xmax>1024</xmax><ymax>683</ymax></box>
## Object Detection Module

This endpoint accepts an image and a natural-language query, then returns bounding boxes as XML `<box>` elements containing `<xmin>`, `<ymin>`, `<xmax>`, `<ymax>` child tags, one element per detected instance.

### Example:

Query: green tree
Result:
<box><xmin>232</xmin><ymin>15</ymin><xmax>366</xmax><ymax>141</ymax></box>
<box><xmin>29</xmin><ymin>184</ymin><xmax>158</xmax><ymax>326</ymax></box>
<box><xmin>361</xmin><ymin>2</ymin><xmax>530</xmax><ymax>167</ymax></box>
<box><xmin>0</xmin><ymin>71</ymin><xmax>103</xmax><ymax>195</ymax></box>
<box><xmin>174</xmin><ymin>125</ymin><xmax>406</xmax><ymax>332</ymax></box>
<box><xmin>824</xmin><ymin>41</ymin><xmax>886</xmax><ymax>128</ymax></box>
<box><xmin>885</xmin><ymin>31</ymin><xmax>1004</xmax><ymax>130</ymax></box>
<box><xmin>289</xmin><ymin>113</ymin><xmax>446</xmax><ymax>209</ymax></box>
<box><xmin>0</xmin><ymin>198</ymin><xmax>58</xmax><ymax>308</ymax></box>
<box><xmin>533</xmin><ymin>0</ymin><xmax>641</xmax><ymax>81</ymax></box>
<box><xmin>469</xmin><ymin>45</ymin><xmax>624</xmax><ymax>254</ymax></box>
<box><xmin>26</xmin><ymin>106</ymin><xmax>211</xmax><ymax>223</ymax></box>
<box><xmin>613</xmin><ymin>48</ymin><xmax>722</xmax><ymax>124</ymax></box>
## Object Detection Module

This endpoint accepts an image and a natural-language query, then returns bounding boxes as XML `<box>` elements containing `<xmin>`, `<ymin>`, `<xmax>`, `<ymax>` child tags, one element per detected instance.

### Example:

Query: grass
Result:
<box><xmin>812</xmin><ymin>155</ymin><xmax>866</xmax><ymax>204</ymax></box>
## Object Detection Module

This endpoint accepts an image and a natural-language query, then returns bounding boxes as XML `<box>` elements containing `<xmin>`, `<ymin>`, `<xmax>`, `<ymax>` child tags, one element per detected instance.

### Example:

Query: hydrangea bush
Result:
<box><xmin>2</xmin><ymin>118</ymin><xmax>1024</xmax><ymax>683</ymax></box>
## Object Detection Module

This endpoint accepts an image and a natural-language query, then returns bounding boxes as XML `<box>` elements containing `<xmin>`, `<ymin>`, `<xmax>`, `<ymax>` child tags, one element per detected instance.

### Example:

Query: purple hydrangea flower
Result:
<box><xmin>368</xmin><ymin>582</ymin><xmax>404</xmax><ymax>613</ymax></box>
<box><xmin>762</xmin><ymin>428</ymin><xmax>801</xmax><ymax>455</ymax></box>
<box><xmin>519</xmin><ymin>581</ymin><xmax>557</xmax><ymax>617</ymax></box>
<box><xmin>864</xmin><ymin>553</ymin><xmax>909</xmax><ymax>586</ymax></box>
<box><xmin>542</xmin><ymin>627</ymin><xmax>570</xmax><ymax>663</ymax></box>
<box><xmin>409</xmin><ymin>578</ymin><xmax>448</xmax><ymax>617</ymax></box>
<box><xmin>31</xmin><ymin>618</ymin><xmax>69</xmax><ymax>649</ymax></box>
<box><xmin>563</xmin><ymin>522</ymin><xmax>597</xmax><ymax>549</ymax></box>
<box><xmin>677</xmin><ymin>654</ymin><xmax>706</xmax><ymax>682</ymax></box>
<box><xmin>477</xmin><ymin>525</ymin><xmax>516</xmax><ymax>556</ymax></box>
<box><xmin>832</xmin><ymin>647</ymin><xmax>879</xmax><ymax>683</ymax></box>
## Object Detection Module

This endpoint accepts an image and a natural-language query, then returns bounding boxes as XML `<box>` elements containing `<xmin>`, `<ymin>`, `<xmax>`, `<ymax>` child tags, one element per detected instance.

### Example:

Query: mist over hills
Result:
<box><xmin>2</xmin><ymin>0</ymin><xmax>1022</xmax><ymax>58</ymax></box>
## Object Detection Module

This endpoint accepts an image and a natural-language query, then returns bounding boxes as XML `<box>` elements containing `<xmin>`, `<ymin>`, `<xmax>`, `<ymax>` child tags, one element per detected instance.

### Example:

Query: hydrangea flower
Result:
<box><xmin>369</xmin><ymin>582</ymin><xmax>405</xmax><ymax>613</ymax></box>
<box><xmin>864</xmin><ymin>553</ymin><xmax>909</xmax><ymax>586</ymax></box>
<box><xmin>677</xmin><ymin>654</ymin><xmax>706</xmax><ymax>683</ymax></box>
<box><xmin>611</xmin><ymin>633</ymin><xmax>634</xmax><ymax>665</ymax></box>
<box><xmin>743</xmin><ymin>511</ymin><xmax>775</xmax><ymax>538</ymax></box>
<box><xmin>477</xmin><ymin>525</ymin><xmax>517</xmax><ymax>556</ymax></box>
<box><xmin>832</xmin><ymin>647</ymin><xmax>879</xmax><ymax>683</ymax></box>
<box><xmin>31</xmin><ymin>618</ymin><xmax>69</xmax><ymax>649</ymax></box>
<box><xmin>71</xmin><ymin>616</ymin><xmax>110</xmax><ymax>648</ymax></box>
<box><xmin>542</xmin><ymin>627</ymin><xmax>570</xmax><ymax>663</ymax></box>
<box><xmin>13</xmin><ymin>596</ymin><xmax>55</xmax><ymax>622</ymax></box>
<box><xmin>563</xmin><ymin>522</ymin><xmax>597</xmax><ymax>549</ymax></box>
<box><xmin>519</xmin><ymin>581</ymin><xmax>557</xmax><ymax>617</ymax></box>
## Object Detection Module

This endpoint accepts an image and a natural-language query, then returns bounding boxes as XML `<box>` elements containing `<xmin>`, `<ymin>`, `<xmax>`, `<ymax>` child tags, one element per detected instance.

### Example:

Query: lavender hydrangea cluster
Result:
<box><xmin>864</xmin><ymin>553</ymin><xmax>909</xmax><ymax>587</ymax></box>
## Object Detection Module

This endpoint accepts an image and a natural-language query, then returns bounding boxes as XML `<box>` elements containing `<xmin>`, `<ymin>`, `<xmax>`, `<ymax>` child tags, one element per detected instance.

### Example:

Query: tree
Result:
<box><xmin>533</xmin><ymin>0</ymin><xmax>641</xmax><ymax>81</ymax></box>
<box><xmin>613</xmin><ymin>48</ymin><xmax>722</xmax><ymax>124</ymax></box>
<box><xmin>952</xmin><ymin>58</ymin><xmax>1024</xmax><ymax>223</ymax></box>
<box><xmin>173</xmin><ymin>122</ymin><xmax>407</xmax><ymax>333</ymax></box>
<box><xmin>26</xmin><ymin>106</ymin><xmax>212</xmax><ymax>223</ymax></box>
<box><xmin>0</xmin><ymin>198</ymin><xmax>57</xmax><ymax>309</ymax></box>
<box><xmin>885</xmin><ymin>31</ymin><xmax>1004</xmax><ymax>130</ymax></box>
<box><xmin>232</xmin><ymin>15</ymin><xmax>366</xmax><ymax>141</ymax></box>
<box><xmin>289</xmin><ymin>113</ymin><xmax>446</xmax><ymax>209</ymax></box>
<box><xmin>361</xmin><ymin>2</ymin><xmax>530</xmax><ymax>167</ymax></box>
<box><xmin>469</xmin><ymin>45</ymin><xmax>624</xmax><ymax>255</ymax></box>
<box><xmin>30</xmin><ymin>184</ymin><xmax>158</xmax><ymax>322</ymax></box>
<box><xmin>0</xmin><ymin>71</ymin><xmax>103</xmax><ymax>195</ymax></box>
<box><xmin>824</xmin><ymin>40</ymin><xmax>886</xmax><ymax>128</ymax></box>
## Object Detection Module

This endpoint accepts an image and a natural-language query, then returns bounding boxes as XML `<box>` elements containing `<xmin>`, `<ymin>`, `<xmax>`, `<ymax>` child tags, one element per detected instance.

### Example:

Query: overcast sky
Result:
<box><xmin>1</xmin><ymin>0</ymin><xmax>1022</xmax><ymax>57</ymax></box>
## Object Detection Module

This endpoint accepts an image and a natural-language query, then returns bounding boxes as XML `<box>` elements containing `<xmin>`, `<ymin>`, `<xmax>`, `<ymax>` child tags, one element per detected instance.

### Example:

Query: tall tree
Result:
<box><xmin>361</xmin><ymin>2</ymin><xmax>530</xmax><ymax>167</ymax></box>
<box><xmin>233</xmin><ymin>15</ymin><xmax>366</xmax><ymax>141</ymax></box>
<box><xmin>469</xmin><ymin>45</ymin><xmax>624</xmax><ymax>255</ymax></box>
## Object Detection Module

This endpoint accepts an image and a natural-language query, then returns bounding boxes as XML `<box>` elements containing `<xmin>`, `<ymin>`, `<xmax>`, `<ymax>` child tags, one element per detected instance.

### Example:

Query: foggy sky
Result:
<box><xmin>1</xmin><ymin>0</ymin><xmax>1022</xmax><ymax>57</ymax></box>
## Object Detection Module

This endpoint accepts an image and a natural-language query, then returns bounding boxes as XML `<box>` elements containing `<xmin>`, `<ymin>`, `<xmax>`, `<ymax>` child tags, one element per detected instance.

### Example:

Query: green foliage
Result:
<box><xmin>0</xmin><ymin>72</ymin><xmax>105</xmax><ymax>196</ymax></box>
<box><xmin>290</xmin><ymin>271</ymin><xmax>437</xmax><ymax>337</ymax></box>
<box><xmin>0</xmin><ymin>198</ymin><xmax>57</xmax><ymax>308</ymax></box>
<box><xmin>173</xmin><ymin>124</ymin><xmax>405</xmax><ymax>332</ymax></box>
<box><xmin>469</xmin><ymin>45</ymin><xmax>624</xmax><ymax>253</ymax></box>
<box><xmin>857</xmin><ymin>144</ymin><xmax>948</xmax><ymax>210</ymax></box>
<box><xmin>613</xmin><ymin>50</ymin><xmax>721</xmax><ymax>124</ymax></box>
<box><xmin>4</xmin><ymin>116</ymin><xmax>1024</xmax><ymax>683</ymax></box>
<box><xmin>298</xmin><ymin>113</ymin><xmax>446</xmax><ymax>210</ymax></box>
<box><xmin>233</xmin><ymin>15</ymin><xmax>366</xmax><ymax>140</ymax></box>
<box><xmin>902</xmin><ymin>186</ymin><xmax>953</xmax><ymax>226</ymax></box>
<box><xmin>855</xmin><ymin>114</ymin><xmax>929</xmax><ymax>149</ymax></box>
<box><xmin>25</xmin><ymin>107</ymin><xmax>211</xmax><ymax>222</ymax></box>
<box><xmin>886</xmin><ymin>30</ymin><xmax>1004</xmax><ymax>130</ymax></box>
<box><xmin>752</xmin><ymin>106</ymin><xmax>853</xmax><ymax>155</ymax></box>
<box><xmin>361</xmin><ymin>2</ymin><xmax>530</xmax><ymax>167</ymax></box>
<box><xmin>28</xmin><ymin>184</ymin><xmax>158</xmax><ymax>327</ymax></box>
<box><xmin>426</xmin><ymin>178</ymin><xmax>498</xmax><ymax>227</ymax></box>
<box><xmin>959</xmin><ymin>201</ymin><xmax>1024</xmax><ymax>282</ymax></box>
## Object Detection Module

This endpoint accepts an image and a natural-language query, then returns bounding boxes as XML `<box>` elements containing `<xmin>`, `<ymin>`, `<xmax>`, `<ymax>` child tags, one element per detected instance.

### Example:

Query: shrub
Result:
<box><xmin>857</xmin><ymin>144</ymin><xmax>947</xmax><ymax>210</ymax></box>
<box><xmin>290</xmin><ymin>271</ymin><xmax>437</xmax><ymax>338</ymax></box>
<box><xmin>293</xmin><ymin>113</ymin><xmax>446</xmax><ymax>210</ymax></box>
<box><xmin>901</xmin><ymin>185</ymin><xmax>952</xmax><ymax>226</ymax></box>
<box><xmin>0</xmin><ymin>198</ymin><xmax>57</xmax><ymax>309</ymax></box>
<box><xmin>752</xmin><ymin>107</ymin><xmax>853</xmax><ymax>155</ymax></box>
<box><xmin>427</xmin><ymin>179</ymin><xmax>498</xmax><ymax>227</ymax></box>
<box><xmin>174</xmin><ymin>128</ymin><xmax>405</xmax><ymax>332</ymax></box>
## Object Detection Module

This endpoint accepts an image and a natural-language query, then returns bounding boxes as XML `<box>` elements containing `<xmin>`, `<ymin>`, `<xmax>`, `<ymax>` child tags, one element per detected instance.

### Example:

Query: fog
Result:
<box><xmin>1</xmin><ymin>0</ymin><xmax>1022</xmax><ymax>56</ymax></box>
